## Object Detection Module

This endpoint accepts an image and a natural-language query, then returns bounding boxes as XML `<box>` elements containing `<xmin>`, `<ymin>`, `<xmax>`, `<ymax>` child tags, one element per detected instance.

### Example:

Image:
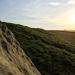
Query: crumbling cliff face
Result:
<box><xmin>0</xmin><ymin>24</ymin><xmax>41</xmax><ymax>75</ymax></box>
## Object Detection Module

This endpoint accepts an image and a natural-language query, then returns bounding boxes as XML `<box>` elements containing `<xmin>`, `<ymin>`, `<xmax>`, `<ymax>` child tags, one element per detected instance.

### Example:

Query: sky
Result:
<box><xmin>0</xmin><ymin>0</ymin><xmax>75</xmax><ymax>30</ymax></box>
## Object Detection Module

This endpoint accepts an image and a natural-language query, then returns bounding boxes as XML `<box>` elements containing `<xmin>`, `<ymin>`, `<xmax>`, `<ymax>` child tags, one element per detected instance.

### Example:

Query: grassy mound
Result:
<box><xmin>1</xmin><ymin>21</ymin><xmax>75</xmax><ymax>75</ymax></box>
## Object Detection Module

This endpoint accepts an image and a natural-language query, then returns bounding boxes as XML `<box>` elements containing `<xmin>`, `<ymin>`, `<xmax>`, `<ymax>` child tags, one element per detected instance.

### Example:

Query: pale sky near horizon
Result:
<box><xmin>0</xmin><ymin>0</ymin><xmax>75</xmax><ymax>30</ymax></box>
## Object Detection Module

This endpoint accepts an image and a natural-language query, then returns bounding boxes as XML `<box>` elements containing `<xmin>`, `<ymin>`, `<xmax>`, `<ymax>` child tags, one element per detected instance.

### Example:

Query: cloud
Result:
<box><xmin>67</xmin><ymin>0</ymin><xmax>75</xmax><ymax>5</ymax></box>
<box><xmin>49</xmin><ymin>2</ymin><xmax>61</xmax><ymax>6</ymax></box>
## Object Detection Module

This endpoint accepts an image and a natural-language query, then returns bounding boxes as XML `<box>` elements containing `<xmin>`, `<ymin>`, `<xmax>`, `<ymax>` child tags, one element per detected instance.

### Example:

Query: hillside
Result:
<box><xmin>1</xmin><ymin>21</ymin><xmax>75</xmax><ymax>75</ymax></box>
<box><xmin>0</xmin><ymin>22</ymin><xmax>41</xmax><ymax>75</ymax></box>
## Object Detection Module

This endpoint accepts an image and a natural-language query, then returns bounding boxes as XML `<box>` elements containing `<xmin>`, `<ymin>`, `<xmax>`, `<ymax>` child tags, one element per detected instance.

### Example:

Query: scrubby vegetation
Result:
<box><xmin>1</xmin><ymin>21</ymin><xmax>75</xmax><ymax>75</ymax></box>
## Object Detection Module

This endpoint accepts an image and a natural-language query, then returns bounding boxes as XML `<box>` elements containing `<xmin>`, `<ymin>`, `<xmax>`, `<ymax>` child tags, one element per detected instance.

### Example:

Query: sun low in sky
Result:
<box><xmin>69</xmin><ymin>14</ymin><xmax>75</xmax><ymax>22</ymax></box>
<box><xmin>0</xmin><ymin>0</ymin><xmax>75</xmax><ymax>30</ymax></box>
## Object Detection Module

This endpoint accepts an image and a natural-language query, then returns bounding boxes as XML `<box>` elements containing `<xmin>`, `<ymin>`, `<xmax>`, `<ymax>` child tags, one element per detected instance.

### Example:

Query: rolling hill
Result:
<box><xmin>1</xmin><ymin>21</ymin><xmax>75</xmax><ymax>75</ymax></box>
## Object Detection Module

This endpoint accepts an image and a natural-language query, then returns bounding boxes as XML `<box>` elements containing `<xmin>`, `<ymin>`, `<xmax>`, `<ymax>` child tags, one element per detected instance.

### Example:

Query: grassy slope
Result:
<box><xmin>1</xmin><ymin>21</ymin><xmax>75</xmax><ymax>75</ymax></box>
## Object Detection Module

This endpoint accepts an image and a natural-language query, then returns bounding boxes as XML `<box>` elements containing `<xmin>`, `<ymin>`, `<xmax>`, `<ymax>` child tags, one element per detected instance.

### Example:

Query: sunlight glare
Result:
<box><xmin>68</xmin><ymin>15</ymin><xmax>75</xmax><ymax>22</ymax></box>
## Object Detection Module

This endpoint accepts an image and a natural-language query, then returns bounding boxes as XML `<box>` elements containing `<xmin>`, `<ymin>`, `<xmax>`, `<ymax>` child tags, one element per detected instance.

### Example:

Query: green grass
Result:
<box><xmin>1</xmin><ymin>21</ymin><xmax>75</xmax><ymax>75</ymax></box>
